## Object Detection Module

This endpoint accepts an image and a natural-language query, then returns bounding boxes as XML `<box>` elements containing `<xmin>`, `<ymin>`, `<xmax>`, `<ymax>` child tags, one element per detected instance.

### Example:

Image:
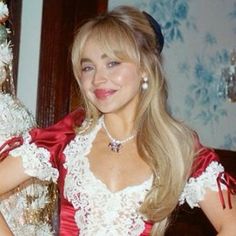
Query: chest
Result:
<box><xmin>88</xmin><ymin>138</ymin><xmax>152</xmax><ymax>193</ymax></box>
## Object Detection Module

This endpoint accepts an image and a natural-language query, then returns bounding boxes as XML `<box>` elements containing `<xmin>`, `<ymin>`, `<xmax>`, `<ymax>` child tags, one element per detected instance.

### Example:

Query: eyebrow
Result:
<box><xmin>101</xmin><ymin>53</ymin><xmax>108</xmax><ymax>59</ymax></box>
<box><xmin>80</xmin><ymin>54</ymin><xmax>108</xmax><ymax>64</ymax></box>
<box><xmin>80</xmin><ymin>58</ymin><xmax>91</xmax><ymax>64</ymax></box>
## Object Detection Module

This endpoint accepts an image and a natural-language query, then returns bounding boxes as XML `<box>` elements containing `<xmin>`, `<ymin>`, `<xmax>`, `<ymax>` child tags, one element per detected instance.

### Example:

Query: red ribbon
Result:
<box><xmin>217</xmin><ymin>171</ymin><xmax>236</xmax><ymax>209</ymax></box>
<box><xmin>0</xmin><ymin>136</ymin><xmax>23</xmax><ymax>161</ymax></box>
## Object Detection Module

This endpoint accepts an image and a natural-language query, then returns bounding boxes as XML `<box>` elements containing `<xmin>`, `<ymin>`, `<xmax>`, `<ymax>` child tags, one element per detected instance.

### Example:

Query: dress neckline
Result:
<box><xmin>65</xmin><ymin>116</ymin><xmax>153</xmax><ymax>195</ymax></box>
<box><xmin>85</xmin><ymin>155</ymin><xmax>153</xmax><ymax>195</ymax></box>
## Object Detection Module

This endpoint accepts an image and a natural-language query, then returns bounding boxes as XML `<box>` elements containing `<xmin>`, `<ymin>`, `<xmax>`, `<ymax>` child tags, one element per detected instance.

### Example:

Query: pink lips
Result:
<box><xmin>94</xmin><ymin>89</ymin><xmax>116</xmax><ymax>99</ymax></box>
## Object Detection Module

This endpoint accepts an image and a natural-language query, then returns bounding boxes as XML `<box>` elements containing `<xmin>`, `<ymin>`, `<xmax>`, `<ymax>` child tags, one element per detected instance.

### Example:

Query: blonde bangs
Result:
<box><xmin>91</xmin><ymin>22</ymin><xmax>140</xmax><ymax>64</ymax></box>
<box><xmin>72</xmin><ymin>17</ymin><xmax>141</xmax><ymax>81</ymax></box>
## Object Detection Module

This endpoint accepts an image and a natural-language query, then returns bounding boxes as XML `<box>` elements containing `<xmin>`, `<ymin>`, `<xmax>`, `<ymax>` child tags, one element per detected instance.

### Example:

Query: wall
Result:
<box><xmin>17</xmin><ymin>0</ymin><xmax>43</xmax><ymax>116</ymax></box>
<box><xmin>109</xmin><ymin>0</ymin><xmax>236</xmax><ymax>150</ymax></box>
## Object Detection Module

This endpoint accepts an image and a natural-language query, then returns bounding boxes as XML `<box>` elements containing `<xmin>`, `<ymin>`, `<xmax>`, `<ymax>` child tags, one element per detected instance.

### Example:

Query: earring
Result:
<box><xmin>141</xmin><ymin>77</ymin><xmax>148</xmax><ymax>90</ymax></box>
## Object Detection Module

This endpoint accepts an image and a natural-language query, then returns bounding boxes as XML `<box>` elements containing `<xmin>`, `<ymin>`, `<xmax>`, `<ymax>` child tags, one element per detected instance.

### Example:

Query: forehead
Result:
<box><xmin>80</xmin><ymin>34</ymin><xmax>138</xmax><ymax>65</ymax></box>
<box><xmin>83</xmin><ymin>38</ymin><xmax>104</xmax><ymax>51</ymax></box>
<box><xmin>80</xmin><ymin>39</ymin><xmax>108</xmax><ymax>62</ymax></box>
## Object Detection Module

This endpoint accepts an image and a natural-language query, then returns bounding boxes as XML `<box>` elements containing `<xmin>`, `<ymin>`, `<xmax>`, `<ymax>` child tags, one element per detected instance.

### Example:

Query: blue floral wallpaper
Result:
<box><xmin>109</xmin><ymin>0</ymin><xmax>236</xmax><ymax>150</ymax></box>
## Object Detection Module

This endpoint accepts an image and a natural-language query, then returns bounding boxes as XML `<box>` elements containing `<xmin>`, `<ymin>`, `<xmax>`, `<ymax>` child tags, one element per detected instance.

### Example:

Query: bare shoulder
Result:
<box><xmin>0</xmin><ymin>156</ymin><xmax>30</xmax><ymax>195</ymax></box>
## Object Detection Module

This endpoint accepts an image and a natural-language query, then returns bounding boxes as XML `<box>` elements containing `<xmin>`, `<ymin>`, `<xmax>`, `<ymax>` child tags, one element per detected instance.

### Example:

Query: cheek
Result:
<box><xmin>124</xmin><ymin>75</ymin><xmax>141</xmax><ymax>90</ymax></box>
<box><xmin>113</xmin><ymin>69</ymin><xmax>140</xmax><ymax>87</ymax></box>
<box><xmin>78</xmin><ymin>80</ymin><xmax>88</xmax><ymax>96</ymax></box>
<box><xmin>79</xmin><ymin>80</ymin><xmax>95</xmax><ymax>101</ymax></box>
<box><xmin>79</xmin><ymin>78</ymin><xmax>89</xmax><ymax>90</ymax></box>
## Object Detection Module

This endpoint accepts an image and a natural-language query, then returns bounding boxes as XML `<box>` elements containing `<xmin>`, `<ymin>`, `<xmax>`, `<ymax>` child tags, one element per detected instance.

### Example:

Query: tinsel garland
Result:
<box><xmin>0</xmin><ymin>2</ymin><xmax>57</xmax><ymax>235</ymax></box>
<box><xmin>0</xmin><ymin>1</ymin><xmax>13</xmax><ymax>94</ymax></box>
<box><xmin>0</xmin><ymin>93</ymin><xmax>36</xmax><ymax>144</ymax></box>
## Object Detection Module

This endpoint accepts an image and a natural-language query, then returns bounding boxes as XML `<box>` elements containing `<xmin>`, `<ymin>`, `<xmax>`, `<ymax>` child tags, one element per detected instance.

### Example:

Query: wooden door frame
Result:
<box><xmin>36</xmin><ymin>0</ymin><xmax>107</xmax><ymax>127</ymax></box>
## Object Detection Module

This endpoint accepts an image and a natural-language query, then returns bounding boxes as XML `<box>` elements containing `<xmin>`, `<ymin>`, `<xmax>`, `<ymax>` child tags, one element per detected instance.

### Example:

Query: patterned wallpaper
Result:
<box><xmin>109</xmin><ymin>0</ymin><xmax>236</xmax><ymax>150</ymax></box>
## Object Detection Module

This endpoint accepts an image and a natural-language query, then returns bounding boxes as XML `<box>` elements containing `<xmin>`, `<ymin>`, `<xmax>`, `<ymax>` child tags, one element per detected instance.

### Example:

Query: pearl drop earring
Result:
<box><xmin>141</xmin><ymin>77</ymin><xmax>148</xmax><ymax>90</ymax></box>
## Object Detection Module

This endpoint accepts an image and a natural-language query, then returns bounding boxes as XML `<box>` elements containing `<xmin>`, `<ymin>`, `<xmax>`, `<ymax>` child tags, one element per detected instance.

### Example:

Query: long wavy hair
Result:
<box><xmin>71</xmin><ymin>5</ymin><xmax>196</xmax><ymax>235</ymax></box>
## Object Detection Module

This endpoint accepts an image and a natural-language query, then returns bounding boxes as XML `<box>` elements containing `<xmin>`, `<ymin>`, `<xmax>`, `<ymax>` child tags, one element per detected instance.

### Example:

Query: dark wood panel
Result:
<box><xmin>37</xmin><ymin>0</ymin><xmax>107</xmax><ymax>127</ymax></box>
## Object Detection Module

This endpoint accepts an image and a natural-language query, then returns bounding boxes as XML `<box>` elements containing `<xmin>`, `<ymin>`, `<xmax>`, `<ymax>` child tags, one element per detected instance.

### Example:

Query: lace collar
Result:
<box><xmin>64</xmin><ymin>117</ymin><xmax>152</xmax><ymax>193</ymax></box>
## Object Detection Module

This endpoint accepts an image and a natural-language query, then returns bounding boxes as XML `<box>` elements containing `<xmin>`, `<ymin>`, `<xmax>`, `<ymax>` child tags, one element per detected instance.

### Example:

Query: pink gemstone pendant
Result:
<box><xmin>108</xmin><ymin>140</ymin><xmax>121</xmax><ymax>152</ymax></box>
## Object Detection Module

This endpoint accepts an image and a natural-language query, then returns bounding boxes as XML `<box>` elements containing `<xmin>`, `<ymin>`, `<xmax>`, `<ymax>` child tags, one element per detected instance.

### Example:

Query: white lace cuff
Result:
<box><xmin>9</xmin><ymin>133</ymin><xmax>59</xmax><ymax>182</ymax></box>
<box><xmin>179</xmin><ymin>161</ymin><xmax>226</xmax><ymax>208</ymax></box>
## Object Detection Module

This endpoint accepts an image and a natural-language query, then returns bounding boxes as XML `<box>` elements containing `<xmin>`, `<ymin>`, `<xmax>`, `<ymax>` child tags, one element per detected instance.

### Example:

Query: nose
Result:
<box><xmin>92</xmin><ymin>66</ymin><xmax>107</xmax><ymax>86</ymax></box>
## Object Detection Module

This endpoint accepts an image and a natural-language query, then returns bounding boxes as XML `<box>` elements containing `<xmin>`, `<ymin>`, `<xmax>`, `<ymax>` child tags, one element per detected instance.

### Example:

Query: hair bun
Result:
<box><xmin>143</xmin><ymin>11</ymin><xmax>164</xmax><ymax>53</ymax></box>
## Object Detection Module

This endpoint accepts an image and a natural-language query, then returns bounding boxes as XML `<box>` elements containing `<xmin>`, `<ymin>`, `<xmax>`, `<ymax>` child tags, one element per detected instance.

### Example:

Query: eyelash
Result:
<box><xmin>81</xmin><ymin>60</ymin><xmax>121</xmax><ymax>72</ymax></box>
<box><xmin>81</xmin><ymin>65</ymin><xmax>94</xmax><ymax>72</ymax></box>
<box><xmin>107</xmin><ymin>61</ymin><xmax>120</xmax><ymax>68</ymax></box>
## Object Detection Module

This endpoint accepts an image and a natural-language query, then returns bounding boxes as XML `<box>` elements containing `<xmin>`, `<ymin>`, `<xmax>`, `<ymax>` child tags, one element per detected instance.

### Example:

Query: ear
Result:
<box><xmin>141</xmin><ymin>72</ymin><xmax>148</xmax><ymax>79</ymax></box>
<box><xmin>139</xmin><ymin>66</ymin><xmax>148</xmax><ymax>80</ymax></box>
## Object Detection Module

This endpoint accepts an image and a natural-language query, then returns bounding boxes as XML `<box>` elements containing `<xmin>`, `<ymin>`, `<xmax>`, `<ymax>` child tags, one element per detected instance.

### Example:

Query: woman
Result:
<box><xmin>0</xmin><ymin>5</ymin><xmax>235</xmax><ymax>236</ymax></box>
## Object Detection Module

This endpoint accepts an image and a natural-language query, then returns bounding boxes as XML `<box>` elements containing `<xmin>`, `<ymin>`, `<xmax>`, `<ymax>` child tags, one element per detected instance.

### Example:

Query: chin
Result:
<box><xmin>97</xmin><ymin>108</ymin><xmax>113</xmax><ymax>114</ymax></box>
<box><xmin>95</xmin><ymin>105</ymin><xmax>117</xmax><ymax>114</ymax></box>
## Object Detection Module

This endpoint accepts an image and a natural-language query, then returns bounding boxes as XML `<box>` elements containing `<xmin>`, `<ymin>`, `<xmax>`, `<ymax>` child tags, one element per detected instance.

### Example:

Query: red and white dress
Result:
<box><xmin>2</xmin><ymin>108</ymin><xmax>235</xmax><ymax>236</ymax></box>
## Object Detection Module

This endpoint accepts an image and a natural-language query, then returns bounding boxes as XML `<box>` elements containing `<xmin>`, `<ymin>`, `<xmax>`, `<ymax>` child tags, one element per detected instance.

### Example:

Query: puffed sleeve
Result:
<box><xmin>179</xmin><ymin>138</ymin><xmax>236</xmax><ymax>209</ymax></box>
<box><xmin>0</xmin><ymin>108</ymin><xmax>85</xmax><ymax>183</ymax></box>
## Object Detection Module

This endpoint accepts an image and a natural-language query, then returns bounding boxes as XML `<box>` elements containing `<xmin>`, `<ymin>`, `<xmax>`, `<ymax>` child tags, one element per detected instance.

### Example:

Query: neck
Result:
<box><xmin>103</xmin><ymin>113</ymin><xmax>136</xmax><ymax>140</ymax></box>
<box><xmin>101</xmin><ymin>115</ymin><xmax>136</xmax><ymax>153</ymax></box>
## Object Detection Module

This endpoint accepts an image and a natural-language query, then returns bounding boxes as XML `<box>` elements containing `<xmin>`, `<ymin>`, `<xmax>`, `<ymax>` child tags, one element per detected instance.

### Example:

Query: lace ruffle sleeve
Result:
<box><xmin>0</xmin><ymin>107</ymin><xmax>85</xmax><ymax>183</ymax></box>
<box><xmin>179</xmin><ymin>142</ymin><xmax>236</xmax><ymax>209</ymax></box>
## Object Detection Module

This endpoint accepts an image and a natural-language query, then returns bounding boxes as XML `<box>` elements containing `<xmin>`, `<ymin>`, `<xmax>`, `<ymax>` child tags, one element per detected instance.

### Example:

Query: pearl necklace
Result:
<box><xmin>101</xmin><ymin>119</ymin><xmax>136</xmax><ymax>152</ymax></box>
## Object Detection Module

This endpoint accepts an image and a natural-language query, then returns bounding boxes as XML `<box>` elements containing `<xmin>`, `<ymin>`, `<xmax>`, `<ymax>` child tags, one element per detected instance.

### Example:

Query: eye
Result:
<box><xmin>107</xmin><ymin>61</ymin><xmax>121</xmax><ymax>68</ymax></box>
<box><xmin>81</xmin><ymin>64</ymin><xmax>94</xmax><ymax>72</ymax></box>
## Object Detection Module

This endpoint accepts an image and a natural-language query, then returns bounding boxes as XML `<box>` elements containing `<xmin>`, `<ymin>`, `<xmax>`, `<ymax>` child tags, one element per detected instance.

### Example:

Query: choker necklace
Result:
<box><xmin>101</xmin><ymin>119</ymin><xmax>136</xmax><ymax>153</ymax></box>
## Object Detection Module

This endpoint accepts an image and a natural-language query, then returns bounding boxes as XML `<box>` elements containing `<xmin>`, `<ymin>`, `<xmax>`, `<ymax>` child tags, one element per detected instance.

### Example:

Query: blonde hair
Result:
<box><xmin>71</xmin><ymin>5</ymin><xmax>195</xmax><ymax>235</ymax></box>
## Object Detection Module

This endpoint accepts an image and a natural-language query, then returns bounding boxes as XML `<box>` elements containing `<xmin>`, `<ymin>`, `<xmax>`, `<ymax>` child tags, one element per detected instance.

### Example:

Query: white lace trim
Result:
<box><xmin>63</xmin><ymin>118</ymin><xmax>152</xmax><ymax>236</ymax></box>
<box><xmin>9</xmin><ymin>133</ymin><xmax>59</xmax><ymax>182</ymax></box>
<box><xmin>179</xmin><ymin>161</ymin><xmax>226</xmax><ymax>208</ymax></box>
